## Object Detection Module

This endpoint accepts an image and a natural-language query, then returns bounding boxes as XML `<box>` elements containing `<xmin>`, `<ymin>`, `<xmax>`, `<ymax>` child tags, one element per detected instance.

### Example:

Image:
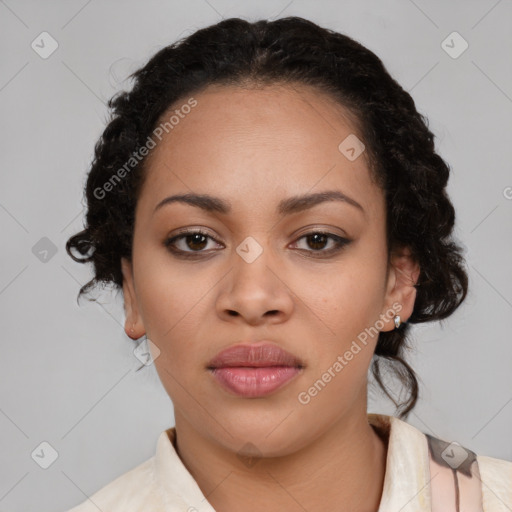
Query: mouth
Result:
<box><xmin>207</xmin><ymin>342</ymin><xmax>305</xmax><ymax>398</ymax></box>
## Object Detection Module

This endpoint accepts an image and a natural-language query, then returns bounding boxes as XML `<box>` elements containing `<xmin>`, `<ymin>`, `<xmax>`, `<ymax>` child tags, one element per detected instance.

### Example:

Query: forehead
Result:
<box><xmin>137</xmin><ymin>83</ymin><xmax>383</xmax><ymax>221</ymax></box>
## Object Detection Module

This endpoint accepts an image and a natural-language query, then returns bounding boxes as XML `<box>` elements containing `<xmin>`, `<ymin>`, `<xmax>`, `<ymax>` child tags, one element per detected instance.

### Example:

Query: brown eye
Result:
<box><xmin>291</xmin><ymin>231</ymin><xmax>351</xmax><ymax>257</ymax></box>
<box><xmin>182</xmin><ymin>233</ymin><xmax>209</xmax><ymax>251</ymax></box>
<box><xmin>305</xmin><ymin>233</ymin><xmax>329</xmax><ymax>250</ymax></box>
<box><xmin>164</xmin><ymin>229</ymin><xmax>222</xmax><ymax>256</ymax></box>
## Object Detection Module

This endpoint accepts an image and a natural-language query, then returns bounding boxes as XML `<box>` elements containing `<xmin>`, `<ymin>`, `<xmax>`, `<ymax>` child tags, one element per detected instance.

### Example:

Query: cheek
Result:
<box><xmin>296</xmin><ymin>250</ymin><xmax>388</xmax><ymax>365</ymax></box>
<box><xmin>307</xmin><ymin>258</ymin><xmax>386</xmax><ymax>324</ymax></box>
<box><xmin>134</xmin><ymin>248</ymin><xmax>211</xmax><ymax>333</ymax></box>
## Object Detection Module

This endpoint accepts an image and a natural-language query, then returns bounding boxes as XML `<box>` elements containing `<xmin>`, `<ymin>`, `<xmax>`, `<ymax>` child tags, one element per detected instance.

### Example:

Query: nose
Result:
<box><xmin>215</xmin><ymin>239</ymin><xmax>294</xmax><ymax>326</ymax></box>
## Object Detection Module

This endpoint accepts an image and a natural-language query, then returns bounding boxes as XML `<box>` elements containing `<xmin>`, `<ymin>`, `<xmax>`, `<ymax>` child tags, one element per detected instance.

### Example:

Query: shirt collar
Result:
<box><xmin>154</xmin><ymin>413</ymin><xmax>432</xmax><ymax>511</ymax></box>
<box><xmin>369</xmin><ymin>413</ymin><xmax>432</xmax><ymax>510</ymax></box>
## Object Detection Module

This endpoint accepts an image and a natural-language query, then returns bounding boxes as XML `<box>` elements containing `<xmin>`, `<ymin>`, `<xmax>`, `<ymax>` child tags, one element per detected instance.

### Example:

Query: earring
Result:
<box><xmin>129</xmin><ymin>324</ymin><xmax>135</xmax><ymax>335</ymax></box>
<box><xmin>394</xmin><ymin>315</ymin><xmax>401</xmax><ymax>329</ymax></box>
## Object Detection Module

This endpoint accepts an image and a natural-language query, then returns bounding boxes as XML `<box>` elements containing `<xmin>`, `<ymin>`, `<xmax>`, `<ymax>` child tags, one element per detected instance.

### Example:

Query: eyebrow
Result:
<box><xmin>153</xmin><ymin>190</ymin><xmax>365</xmax><ymax>217</ymax></box>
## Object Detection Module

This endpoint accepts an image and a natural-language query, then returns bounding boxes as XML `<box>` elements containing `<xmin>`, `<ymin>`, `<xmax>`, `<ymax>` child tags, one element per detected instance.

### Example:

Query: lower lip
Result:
<box><xmin>209</xmin><ymin>366</ymin><xmax>301</xmax><ymax>397</ymax></box>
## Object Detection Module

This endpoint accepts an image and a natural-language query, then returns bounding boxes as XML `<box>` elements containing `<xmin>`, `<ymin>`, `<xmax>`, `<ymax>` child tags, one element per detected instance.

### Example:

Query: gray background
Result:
<box><xmin>1</xmin><ymin>0</ymin><xmax>511</xmax><ymax>510</ymax></box>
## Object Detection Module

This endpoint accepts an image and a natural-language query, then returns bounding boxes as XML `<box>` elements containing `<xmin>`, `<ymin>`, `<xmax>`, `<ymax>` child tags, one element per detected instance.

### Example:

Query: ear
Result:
<box><xmin>121</xmin><ymin>257</ymin><xmax>145</xmax><ymax>340</ymax></box>
<box><xmin>380</xmin><ymin>245</ymin><xmax>421</xmax><ymax>332</ymax></box>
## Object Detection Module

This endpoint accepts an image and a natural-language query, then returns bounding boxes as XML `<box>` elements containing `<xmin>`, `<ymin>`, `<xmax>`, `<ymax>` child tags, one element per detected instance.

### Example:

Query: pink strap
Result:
<box><xmin>426</xmin><ymin>434</ymin><xmax>484</xmax><ymax>511</ymax></box>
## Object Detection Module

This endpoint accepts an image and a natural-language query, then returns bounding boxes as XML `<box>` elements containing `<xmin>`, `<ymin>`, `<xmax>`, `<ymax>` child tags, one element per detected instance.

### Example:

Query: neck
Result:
<box><xmin>173</xmin><ymin>409</ymin><xmax>388</xmax><ymax>512</ymax></box>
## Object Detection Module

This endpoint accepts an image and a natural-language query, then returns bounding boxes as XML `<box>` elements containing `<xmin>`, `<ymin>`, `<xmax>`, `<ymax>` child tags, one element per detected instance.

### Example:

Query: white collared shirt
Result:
<box><xmin>65</xmin><ymin>413</ymin><xmax>512</xmax><ymax>511</ymax></box>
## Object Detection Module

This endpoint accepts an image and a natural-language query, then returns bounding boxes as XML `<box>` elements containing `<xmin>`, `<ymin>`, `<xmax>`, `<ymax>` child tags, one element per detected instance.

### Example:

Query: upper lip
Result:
<box><xmin>207</xmin><ymin>342</ymin><xmax>304</xmax><ymax>369</ymax></box>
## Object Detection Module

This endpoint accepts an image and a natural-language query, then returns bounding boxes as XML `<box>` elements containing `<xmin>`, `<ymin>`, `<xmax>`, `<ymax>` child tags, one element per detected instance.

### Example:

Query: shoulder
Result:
<box><xmin>65</xmin><ymin>456</ymin><xmax>165</xmax><ymax>512</ymax></box>
<box><xmin>477</xmin><ymin>453</ymin><xmax>512</xmax><ymax>510</ymax></box>
<box><xmin>371</xmin><ymin>413</ymin><xmax>512</xmax><ymax>509</ymax></box>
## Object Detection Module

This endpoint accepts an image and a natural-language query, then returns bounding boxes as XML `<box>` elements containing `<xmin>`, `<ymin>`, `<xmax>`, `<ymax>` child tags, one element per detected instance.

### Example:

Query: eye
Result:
<box><xmin>164</xmin><ymin>229</ymin><xmax>223</xmax><ymax>256</ymax></box>
<box><xmin>290</xmin><ymin>231</ymin><xmax>351</xmax><ymax>257</ymax></box>
<box><xmin>164</xmin><ymin>229</ymin><xmax>351</xmax><ymax>259</ymax></box>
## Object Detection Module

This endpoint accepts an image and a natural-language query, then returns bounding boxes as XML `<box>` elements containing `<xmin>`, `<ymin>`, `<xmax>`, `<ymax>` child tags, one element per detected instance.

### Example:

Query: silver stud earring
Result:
<box><xmin>394</xmin><ymin>315</ymin><xmax>401</xmax><ymax>329</ymax></box>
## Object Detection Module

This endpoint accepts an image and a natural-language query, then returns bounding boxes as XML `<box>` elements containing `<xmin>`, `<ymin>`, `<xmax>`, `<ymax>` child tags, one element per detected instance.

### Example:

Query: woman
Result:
<box><xmin>65</xmin><ymin>16</ymin><xmax>511</xmax><ymax>512</ymax></box>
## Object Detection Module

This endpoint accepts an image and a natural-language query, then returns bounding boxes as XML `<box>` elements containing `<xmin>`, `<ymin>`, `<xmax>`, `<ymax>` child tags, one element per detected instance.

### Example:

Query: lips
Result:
<box><xmin>207</xmin><ymin>342</ymin><xmax>304</xmax><ymax>369</ymax></box>
<box><xmin>207</xmin><ymin>342</ymin><xmax>305</xmax><ymax>398</ymax></box>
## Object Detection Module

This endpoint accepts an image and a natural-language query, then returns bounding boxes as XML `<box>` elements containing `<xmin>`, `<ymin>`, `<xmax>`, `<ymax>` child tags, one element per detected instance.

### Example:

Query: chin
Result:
<box><xmin>213</xmin><ymin>420</ymin><xmax>308</xmax><ymax>458</ymax></box>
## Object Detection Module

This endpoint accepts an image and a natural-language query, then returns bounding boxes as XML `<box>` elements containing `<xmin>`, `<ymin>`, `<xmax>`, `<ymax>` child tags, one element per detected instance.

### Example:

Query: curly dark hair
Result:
<box><xmin>66</xmin><ymin>16</ymin><xmax>468</xmax><ymax>419</ymax></box>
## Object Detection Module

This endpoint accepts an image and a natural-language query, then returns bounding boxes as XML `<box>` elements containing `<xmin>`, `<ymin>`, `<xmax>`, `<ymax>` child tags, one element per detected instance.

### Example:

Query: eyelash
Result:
<box><xmin>164</xmin><ymin>229</ymin><xmax>351</xmax><ymax>259</ymax></box>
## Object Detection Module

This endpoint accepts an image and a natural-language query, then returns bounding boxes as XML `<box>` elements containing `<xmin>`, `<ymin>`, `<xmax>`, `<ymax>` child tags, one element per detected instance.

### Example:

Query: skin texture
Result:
<box><xmin>121</xmin><ymin>83</ymin><xmax>420</xmax><ymax>511</ymax></box>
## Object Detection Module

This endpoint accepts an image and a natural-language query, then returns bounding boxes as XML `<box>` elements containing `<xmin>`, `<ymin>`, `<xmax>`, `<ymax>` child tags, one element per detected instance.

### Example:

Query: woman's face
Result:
<box><xmin>121</xmin><ymin>83</ymin><xmax>418</xmax><ymax>456</ymax></box>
